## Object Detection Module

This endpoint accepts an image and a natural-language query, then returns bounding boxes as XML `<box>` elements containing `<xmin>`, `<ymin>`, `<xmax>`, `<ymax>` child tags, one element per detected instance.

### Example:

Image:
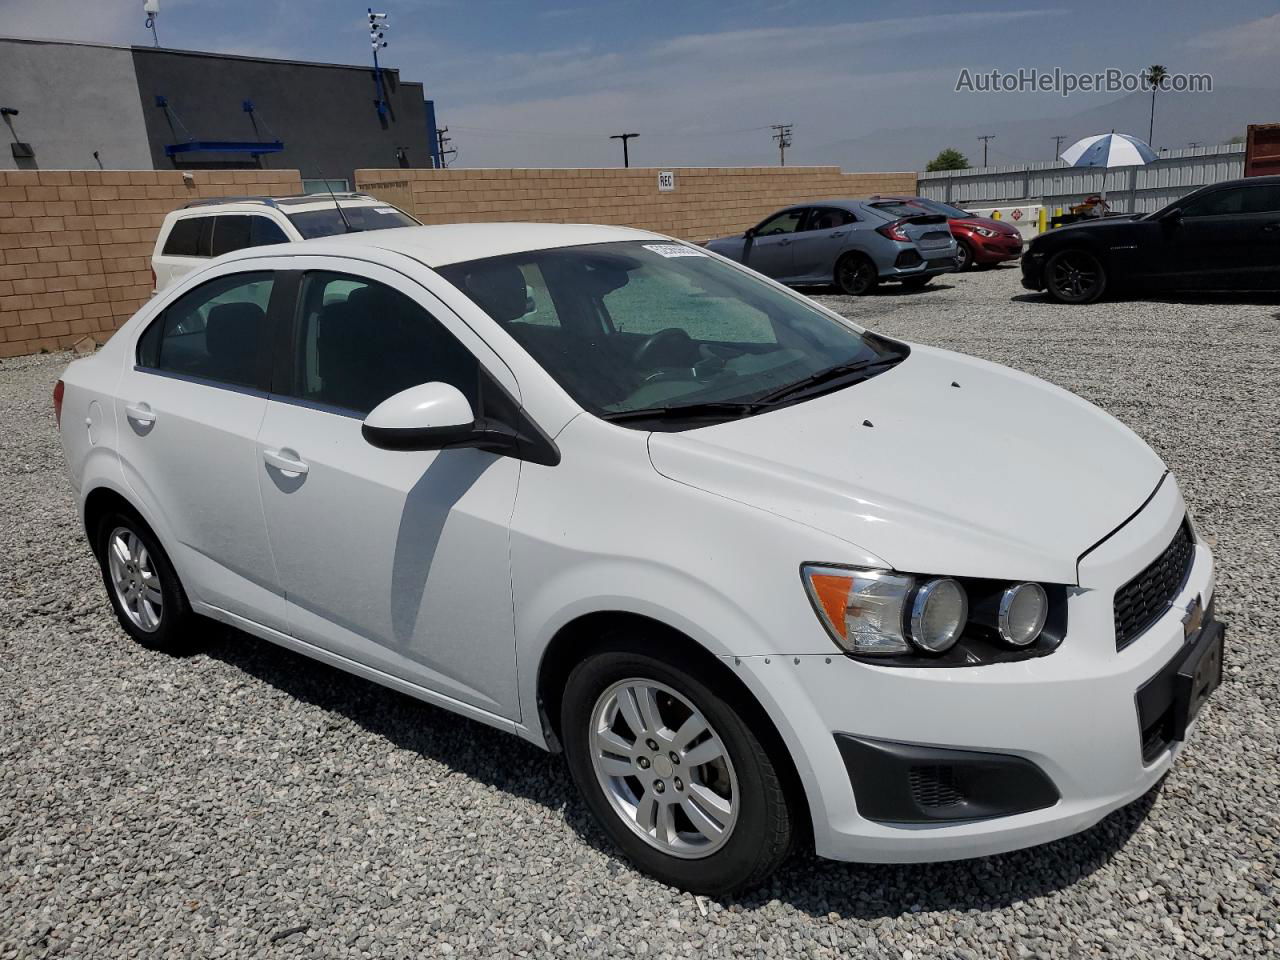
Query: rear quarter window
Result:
<box><xmin>162</xmin><ymin>217</ymin><xmax>213</xmax><ymax>257</ymax></box>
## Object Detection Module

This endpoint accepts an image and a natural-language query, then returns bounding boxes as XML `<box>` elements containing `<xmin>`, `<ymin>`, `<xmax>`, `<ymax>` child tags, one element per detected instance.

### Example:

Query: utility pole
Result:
<box><xmin>771</xmin><ymin>124</ymin><xmax>793</xmax><ymax>166</ymax></box>
<box><xmin>978</xmin><ymin>134</ymin><xmax>995</xmax><ymax>167</ymax></box>
<box><xmin>436</xmin><ymin>126</ymin><xmax>456</xmax><ymax>168</ymax></box>
<box><xmin>609</xmin><ymin>133</ymin><xmax>639</xmax><ymax>167</ymax></box>
<box><xmin>1051</xmin><ymin>134</ymin><xmax>1066</xmax><ymax>160</ymax></box>
<box><xmin>1187</xmin><ymin>140</ymin><xmax>1203</xmax><ymax>149</ymax></box>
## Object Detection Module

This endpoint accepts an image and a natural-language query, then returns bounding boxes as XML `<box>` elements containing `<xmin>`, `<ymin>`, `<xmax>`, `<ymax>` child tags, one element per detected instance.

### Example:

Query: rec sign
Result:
<box><xmin>657</xmin><ymin>171</ymin><xmax>676</xmax><ymax>192</ymax></box>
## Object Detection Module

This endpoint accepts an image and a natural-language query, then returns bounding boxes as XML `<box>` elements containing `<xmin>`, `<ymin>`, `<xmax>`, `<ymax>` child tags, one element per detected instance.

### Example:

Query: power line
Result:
<box><xmin>1051</xmin><ymin>134</ymin><xmax>1067</xmax><ymax>160</ymax></box>
<box><xmin>609</xmin><ymin>132</ymin><xmax>639</xmax><ymax>168</ymax></box>
<box><xmin>771</xmin><ymin>123</ymin><xmax>792</xmax><ymax>166</ymax></box>
<box><xmin>977</xmin><ymin>134</ymin><xmax>995</xmax><ymax>167</ymax></box>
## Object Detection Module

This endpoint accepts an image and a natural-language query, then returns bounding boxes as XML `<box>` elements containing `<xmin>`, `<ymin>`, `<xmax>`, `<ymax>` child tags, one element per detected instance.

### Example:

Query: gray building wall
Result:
<box><xmin>130</xmin><ymin>47</ymin><xmax>432</xmax><ymax>184</ymax></box>
<box><xmin>0</xmin><ymin>38</ymin><xmax>153</xmax><ymax>170</ymax></box>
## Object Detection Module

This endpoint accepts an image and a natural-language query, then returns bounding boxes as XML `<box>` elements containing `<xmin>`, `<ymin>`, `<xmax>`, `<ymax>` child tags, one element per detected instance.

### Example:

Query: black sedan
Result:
<box><xmin>1022</xmin><ymin>176</ymin><xmax>1280</xmax><ymax>303</ymax></box>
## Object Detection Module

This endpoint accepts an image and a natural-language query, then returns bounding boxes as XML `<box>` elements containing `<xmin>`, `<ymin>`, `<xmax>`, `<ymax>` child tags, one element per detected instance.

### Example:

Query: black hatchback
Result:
<box><xmin>1022</xmin><ymin>176</ymin><xmax>1280</xmax><ymax>303</ymax></box>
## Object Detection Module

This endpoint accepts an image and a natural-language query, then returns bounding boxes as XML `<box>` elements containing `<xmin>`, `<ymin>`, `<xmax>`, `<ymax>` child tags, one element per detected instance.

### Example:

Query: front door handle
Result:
<box><xmin>778</xmin><ymin>238</ymin><xmax>792</xmax><ymax>246</ymax></box>
<box><xmin>1262</xmin><ymin>222</ymin><xmax>1280</xmax><ymax>233</ymax></box>
<box><xmin>124</xmin><ymin>402</ymin><xmax>156</xmax><ymax>426</ymax></box>
<box><xmin>263</xmin><ymin>448</ymin><xmax>309</xmax><ymax>476</ymax></box>
<box><xmin>829</xmin><ymin>230</ymin><xmax>847</xmax><ymax>237</ymax></box>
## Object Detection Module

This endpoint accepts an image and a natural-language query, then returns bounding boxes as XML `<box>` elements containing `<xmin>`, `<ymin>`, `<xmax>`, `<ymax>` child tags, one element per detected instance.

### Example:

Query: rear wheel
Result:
<box><xmin>835</xmin><ymin>253</ymin><xmax>879</xmax><ymax>296</ymax></box>
<box><xmin>561</xmin><ymin>640</ymin><xmax>793</xmax><ymax>894</ymax></box>
<box><xmin>95</xmin><ymin>509</ymin><xmax>196</xmax><ymax>651</ymax></box>
<box><xmin>1045</xmin><ymin>248</ymin><xmax>1107</xmax><ymax>304</ymax></box>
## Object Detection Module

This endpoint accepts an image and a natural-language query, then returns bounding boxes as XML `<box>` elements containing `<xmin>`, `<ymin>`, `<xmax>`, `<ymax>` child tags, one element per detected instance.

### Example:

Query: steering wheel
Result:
<box><xmin>631</xmin><ymin>327</ymin><xmax>694</xmax><ymax>369</ymax></box>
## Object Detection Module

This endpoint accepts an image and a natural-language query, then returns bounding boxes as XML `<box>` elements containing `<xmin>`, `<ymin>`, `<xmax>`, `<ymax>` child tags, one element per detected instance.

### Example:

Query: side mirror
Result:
<box><xmin>1163</xmin><ymin>208</ymin><xmax>1183</xmax><ymax>226</ymax></box>
<box><xmin>362</xmin><ymin>382</ymin><xmax>476</xmax><ymax>451</ymax></box>
<box><xmin>743</xmin><ymin>227</ymin><xmax>756</xmax><ymax>239</ymax></box>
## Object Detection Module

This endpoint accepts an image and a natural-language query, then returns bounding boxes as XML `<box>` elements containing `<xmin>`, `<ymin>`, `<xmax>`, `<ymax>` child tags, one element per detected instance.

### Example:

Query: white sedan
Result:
<box><xmin>55</xmin><ymin>223</ymin><xmax>1224</xmax><ymax>894</ymax></box>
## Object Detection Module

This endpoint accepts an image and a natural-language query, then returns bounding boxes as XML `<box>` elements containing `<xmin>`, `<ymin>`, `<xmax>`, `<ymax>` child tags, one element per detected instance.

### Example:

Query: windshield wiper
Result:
<box><xmin>600</xmin><ymin>400</ymin><xmax>767</xmax><ymax>424</ymax></box>
<box><xmin>753</xmin><ymin>355</ymin><xmax>904</xmax><ymax>405</ymax></box>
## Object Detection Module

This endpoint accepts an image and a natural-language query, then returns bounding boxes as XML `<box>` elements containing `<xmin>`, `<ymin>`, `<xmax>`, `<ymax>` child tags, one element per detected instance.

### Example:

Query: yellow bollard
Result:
<box><xmin>992</xmin><ymin>210</ymin><xmax>1001</xmax><ymax>219</ymax></box>
<box><xmin>1038</xmin><ymin>208</ymin><xmax>1047</xmax><ymax>233</ymax></box>
<box><xmin>1054</xmin><ymin>207</ymin><xmax>1063</xmax><ymax>229</ymax></box>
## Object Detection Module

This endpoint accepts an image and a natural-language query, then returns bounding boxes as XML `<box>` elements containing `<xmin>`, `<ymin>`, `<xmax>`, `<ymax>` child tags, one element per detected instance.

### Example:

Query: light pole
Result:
<box><xmin>368</xmin><ymin>10</ymin><xmax>391</xmax><ymax>120</ymax></box>
<box><xmin>610</xmin><ymin>133</ymin><xmax>639</xmax><ymax>167</ymax></box>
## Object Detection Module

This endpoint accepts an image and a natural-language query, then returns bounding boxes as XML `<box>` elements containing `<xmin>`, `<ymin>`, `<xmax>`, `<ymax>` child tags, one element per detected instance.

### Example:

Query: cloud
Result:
<box><xmin>1188</xmin><ymin>12</ymin><xmax>1280</xmax><ymax>60</ymax></box>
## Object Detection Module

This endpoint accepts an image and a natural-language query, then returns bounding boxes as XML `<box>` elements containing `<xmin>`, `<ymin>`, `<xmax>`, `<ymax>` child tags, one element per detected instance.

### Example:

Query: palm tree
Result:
<box><xmin>1144</xmin><ymin>65</ymin><xmax>1168</xmax><ymax>148</ymax></box>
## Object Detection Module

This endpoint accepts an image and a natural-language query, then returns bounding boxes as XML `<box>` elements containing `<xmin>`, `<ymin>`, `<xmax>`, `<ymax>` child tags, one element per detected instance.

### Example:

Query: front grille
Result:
<box><xmin>908</xmin><ymin>766</ymin><xmax>965</xmax><ymax>809</ymax></box>
<box><xmin>1113</xmin><ymin>520</ymin><xmax>1195</xmax><ymax>650</ymax></box>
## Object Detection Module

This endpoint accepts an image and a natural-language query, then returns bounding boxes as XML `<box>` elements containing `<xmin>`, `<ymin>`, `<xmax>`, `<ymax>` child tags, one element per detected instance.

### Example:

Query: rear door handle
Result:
<box><xmin>263</xmin><ymin>448</ymin><xmax>309</xmax><ymax>476</ymax></box>
<box><xmin>778</xmin><ymin>238</ymin><xmax>792</xmax><ymax>246</ymax></box>
<box><xmin>124</xmin><ymin>402</ymin><xmax>156</xmax><ymax>426</ymax></box>
<box><xmin>829</xmin><ymin>230</ymin><xmax>847</xmax><ymax>237</ymax></box>
<box><xmin>1263</xmin><ymin>222</ymin><xmax>1280</xmax><ymax>233</ymax></box>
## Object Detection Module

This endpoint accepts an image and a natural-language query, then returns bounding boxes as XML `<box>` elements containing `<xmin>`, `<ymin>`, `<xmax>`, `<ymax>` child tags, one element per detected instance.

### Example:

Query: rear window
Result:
<box><xmin>162</xmin><ymin>217</ymin><xmax>213</xmax><ymax>257</ymax></box>
<box><xmin>869</xmin><ymin>201</ymin><xmax>929</xmax><ymax>219</ymax></box>
<box><xmin>286</xmin><ymin>205</ymin><xmax>418</xmax><ymax>239</ymax></box>
<box><xmin>211</xmin><ymin>216</ymin><xmax>253</xmax><ymax>257</ymax></box>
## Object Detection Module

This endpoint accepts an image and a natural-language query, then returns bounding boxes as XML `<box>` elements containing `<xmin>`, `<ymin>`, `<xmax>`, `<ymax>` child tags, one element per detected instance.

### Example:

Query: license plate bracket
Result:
<box><xmin>1170</xmin><ymin>622</ymin><xmax>1224</xmax><ymax>742</ymax></box>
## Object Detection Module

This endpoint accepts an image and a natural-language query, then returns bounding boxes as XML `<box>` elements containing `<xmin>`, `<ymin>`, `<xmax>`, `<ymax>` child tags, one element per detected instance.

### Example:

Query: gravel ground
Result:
<box><xmin>3</xmin><ymin>265</ymin><xmax>1279</xmax><ymax>958</ymax></box>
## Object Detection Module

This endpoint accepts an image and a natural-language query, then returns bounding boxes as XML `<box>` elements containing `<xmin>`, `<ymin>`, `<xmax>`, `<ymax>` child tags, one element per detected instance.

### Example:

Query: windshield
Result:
<box><xmin>286</xmin><ymin>205</ymin><xmax>418</xmax><ymax>239</ymax></box>
<box><xmin>912</xmin><ymin>198</ymin><xmax>975</xmax><ymax>219</ymax></box>
<box><xmin>438</xmin><ymin>240</ymin><xmax>904</xmax><ymax>426</ymax></box>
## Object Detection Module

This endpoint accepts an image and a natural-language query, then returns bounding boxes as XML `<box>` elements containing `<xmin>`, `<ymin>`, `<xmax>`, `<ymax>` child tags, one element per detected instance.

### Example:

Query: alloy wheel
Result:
<box><xmin>106</xmin><ymin>526</ymin><xmax>163</xmax><ymax>632</ymax></box>
<box><xmin>956</xmin><ymin>242</ymin><xmax>971</xmax><ymax>270</ymax></box>
<box><xmin>1049</xmin><ymin>251</ymin><xmax>1102</xmax><ymax>301</ymax></box>
<box><xmin>837</xmin><ymin>257</ymin><xmax>875</xmax><ymax>296</ymax></box>
<box><xmin>589</xmin><ymin>679</ymin><xmax>739</xmax><ymax>858</ymax></box>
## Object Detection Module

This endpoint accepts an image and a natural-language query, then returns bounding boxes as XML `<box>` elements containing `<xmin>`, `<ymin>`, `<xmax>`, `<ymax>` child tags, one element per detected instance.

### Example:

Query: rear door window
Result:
<box><xmin>1241</xmin><ymin>186</ymin><xmax>1280</xmax><ymax>215</ymax></box>
<box><xmin>162</xmin><ymin>217</ymin><xmax>213</xmax><ymax>257</ymax></box>
<box><xmin>211</xmin><ymin>216</ymin><xmax>253</xmax><ymax>257</ymax></box>
<box><xmin>137</xmin><ymin>272</ymin><xmax>275</xmax><ymax>389</ymax></box>
<box><xmin>803</xmin><ymin>207</ymin><xmax>857</xmax><ymax>231</ymax></box>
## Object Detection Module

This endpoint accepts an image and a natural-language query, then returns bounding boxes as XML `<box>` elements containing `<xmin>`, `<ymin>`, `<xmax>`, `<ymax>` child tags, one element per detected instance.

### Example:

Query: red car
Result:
<box><xmin>870</xmin><ymin>196</ymin><xmax>1024</xmax><ymax>270</ymax></box>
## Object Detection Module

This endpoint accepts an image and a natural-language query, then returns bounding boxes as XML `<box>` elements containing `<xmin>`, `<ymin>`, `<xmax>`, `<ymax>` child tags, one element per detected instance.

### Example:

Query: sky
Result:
<box><xmin>2</xmin><ymin>0</ymin><xmax>1278</xmax><ymax>168</ymax></box>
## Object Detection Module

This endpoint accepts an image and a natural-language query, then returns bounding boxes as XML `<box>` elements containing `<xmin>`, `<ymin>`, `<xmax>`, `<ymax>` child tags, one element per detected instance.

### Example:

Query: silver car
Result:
<box><xmin>705</xmin><ymin>199</ymin><xmax>957</xmax><ymax>295</ymax></box>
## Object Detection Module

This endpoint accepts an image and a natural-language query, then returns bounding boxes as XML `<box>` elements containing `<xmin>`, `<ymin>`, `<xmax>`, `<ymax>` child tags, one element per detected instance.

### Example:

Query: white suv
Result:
<box><xmin>151</xmin><ymin>194</ymin><xmax>418</xmax><ymax>292</ymax></box>
<box><xmin>57</xmin><ymin>223</ymin><xmax>1224</xmax><ymax>894</ymax></box>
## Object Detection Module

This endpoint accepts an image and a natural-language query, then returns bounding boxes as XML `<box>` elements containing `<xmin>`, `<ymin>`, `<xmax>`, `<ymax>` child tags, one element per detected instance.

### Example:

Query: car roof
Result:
<box><xmin>222</xmin><ymin>222</ymin><xmax>669</xmax><ymax>268</ymax></box>
<box><xmin>171</xmin><ymin>194</ymin><xmax>395</xmax><ymax>215</ymax></box>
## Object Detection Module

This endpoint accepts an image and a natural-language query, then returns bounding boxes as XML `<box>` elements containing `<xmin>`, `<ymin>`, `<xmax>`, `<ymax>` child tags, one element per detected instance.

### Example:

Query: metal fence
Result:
<box><xmin>918</xmin><ymin>143</ymin><xmax>1245</xmax><ymax>215</ymax></box>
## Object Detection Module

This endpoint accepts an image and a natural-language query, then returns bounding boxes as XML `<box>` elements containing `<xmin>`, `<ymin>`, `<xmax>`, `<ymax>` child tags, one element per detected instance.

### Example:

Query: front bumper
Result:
<box><xmin>726</xmin><ymin>477</ymin><xmax>1222</xmax><ymax>863</ymax></box>
<box><xmin>1021</xmin><ymin>250</ymin><xmax>1047</xmax><ymax>289</ymax></box>
<box><xmin>970</xmin><ymin>233</ymin><xmax>1024</xmax><ymax>263</ymax></box>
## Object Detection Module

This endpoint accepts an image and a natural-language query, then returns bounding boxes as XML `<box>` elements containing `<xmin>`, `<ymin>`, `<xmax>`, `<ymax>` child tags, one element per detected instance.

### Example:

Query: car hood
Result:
<box><xmin>647</xmin><ymin>346</ymin><xmax>1166</xmax><ymax>584</ymax></box>
<box><xmin>957</xmin><ymin>216</ymin><xmax>1020</xmax><ymax>238</ymax></box>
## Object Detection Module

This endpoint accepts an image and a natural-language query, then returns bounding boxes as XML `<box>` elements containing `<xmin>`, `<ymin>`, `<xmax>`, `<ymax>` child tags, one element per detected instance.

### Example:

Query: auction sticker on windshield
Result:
<box><xmin>643</xmin><ymin>243</ymin><xmax>706</xmax><ymax>258</ymax></box>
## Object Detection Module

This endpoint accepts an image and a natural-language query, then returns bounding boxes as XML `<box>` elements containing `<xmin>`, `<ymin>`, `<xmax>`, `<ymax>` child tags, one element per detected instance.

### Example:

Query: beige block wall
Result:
<box><xmin>0</xmin><ymin>168</ymin><xmax>302</xmax><ymax>358</ymax></box>
<box><xmin>354</xmin><ymin>166</ymin><xmax>918</xmax><ymax>244</ymax></box>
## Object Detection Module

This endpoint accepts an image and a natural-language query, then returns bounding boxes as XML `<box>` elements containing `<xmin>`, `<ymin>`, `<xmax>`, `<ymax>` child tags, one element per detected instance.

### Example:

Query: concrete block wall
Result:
<box><xmin>0</xmin><ymin>169</ymin><xmax>301</xmax><ymax>358</ymax></box>
<box><xmin>355</xmin><ymin>167</ymin><xmax>918</xmax><ymax>244</ymax></box>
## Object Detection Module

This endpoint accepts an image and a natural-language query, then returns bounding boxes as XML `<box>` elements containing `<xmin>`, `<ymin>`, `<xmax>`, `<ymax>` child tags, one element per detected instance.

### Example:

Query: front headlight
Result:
<box><xmin>973</xmin><ymin>226</ymin><xmax>998</xmax><ymax>238</ymax></box>
<box><xmin>801</xmin><ymin>566</ymin><xmax>969</xmax><ymax>657</ymax></box>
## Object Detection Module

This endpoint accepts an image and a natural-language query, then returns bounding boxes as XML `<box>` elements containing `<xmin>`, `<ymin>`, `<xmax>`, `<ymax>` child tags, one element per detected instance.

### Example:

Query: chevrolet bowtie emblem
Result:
<box><xmin>1181</xmin><ymin>594</ymin><xmax>1204</xmax><ymax>639</ymax></box>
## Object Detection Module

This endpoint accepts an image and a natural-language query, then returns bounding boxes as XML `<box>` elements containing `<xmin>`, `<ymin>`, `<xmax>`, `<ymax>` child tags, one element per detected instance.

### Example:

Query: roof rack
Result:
<box><xmin>181</xmin><ymin>193</ymin><xmax>377</xmax><ymax>209</ymax></box>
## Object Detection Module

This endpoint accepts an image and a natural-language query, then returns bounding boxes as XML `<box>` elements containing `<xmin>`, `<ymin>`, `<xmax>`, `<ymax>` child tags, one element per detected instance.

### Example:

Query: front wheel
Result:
<box><xmin>835</xmin><ymin>253</ymin><xmax>879</xmax><ymax>296</ymax></box>
<box><xmin>1044</xmin><ymin>248</ymin><xmax>1107</xmax><ymax>303</ymax></box>
<box><xmin>561</xmin><ymin>643</ymin><xmax>793</xmax><ymax>894</ymax></box>
<box><xmin>955</xmin><ymin>240</ymin><xmax>974</xmax><ymax>271</ymax></box>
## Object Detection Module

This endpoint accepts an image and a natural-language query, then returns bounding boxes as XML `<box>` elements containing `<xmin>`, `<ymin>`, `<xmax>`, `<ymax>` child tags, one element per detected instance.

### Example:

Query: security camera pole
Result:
<box><xmin>368</xmin><ymin>10</ymin><xmax>391</xmax><ymax>120</ymax></box>
<box><xmin>143</xmin><ymin>0</ymin><xmax>160</xmax><ymax>47</ymax></box>
<box><xmin>610</xmin><ymin>133</ymin><xmax>639</xmax><ymax>168</ymax></box>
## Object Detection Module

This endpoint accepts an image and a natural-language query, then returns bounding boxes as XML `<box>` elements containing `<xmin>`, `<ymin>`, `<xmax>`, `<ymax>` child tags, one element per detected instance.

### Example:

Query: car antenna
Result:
<box><xmin>323</xmin><ymin>180</ymin><xmax>355</xmax><ymax>233</ymax></box>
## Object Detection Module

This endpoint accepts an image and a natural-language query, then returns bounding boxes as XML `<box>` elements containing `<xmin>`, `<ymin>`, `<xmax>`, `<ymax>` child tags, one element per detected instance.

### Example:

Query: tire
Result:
<box><xmin>900</xmin><ymin>275</ymin><xmax>932</xmax><ymax>290</ymax></box>
<box><xmin>561</xmin><ymin>638</ymin><xmax>793</xmax><ymax>894</ymax></box>
<box><xmin>955</xmin><ymin>240</ymin><xmax>974</xmax><ymax>271</ymax></box>
<box><xmin>834</xmin><ymin>253</ymin><xmax>879</xmax><ymax>296</ymax></box>
<box><xmin>94</xmin><ymin>508</ymin><xmax>196</xmax><ymax>651</ymax></box>
<box><xmin>1044</xmin><ymin>248</ymin><xmax>1107</xmax><ymax>304</ymax></box>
